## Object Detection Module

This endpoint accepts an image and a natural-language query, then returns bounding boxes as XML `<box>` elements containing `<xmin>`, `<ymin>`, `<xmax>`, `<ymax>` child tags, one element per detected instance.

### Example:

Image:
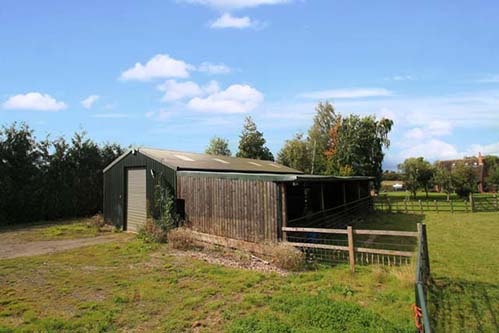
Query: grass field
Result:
<box><xmin>365</xmin><ymin>212</ymin><xmax>499</xmax><ymax>332</ymax></box>
<box><xmin>0</xmin><ymin>218</ymin><xmax>109</xmax><ymax>242</ymax></box>
<box><xmin>380</xmin><ymin>190</ymin><xmax>496</xmax><ymax>201</ymax></box>
<box><xmin>0</xmin><ymin>212</ymin><xmax>498</xmax><ymax>332</ymax></box>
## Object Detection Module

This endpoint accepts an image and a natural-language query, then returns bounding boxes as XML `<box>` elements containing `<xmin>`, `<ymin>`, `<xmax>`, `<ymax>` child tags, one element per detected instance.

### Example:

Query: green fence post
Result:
<box><xmin>419</xmin><ymin>200</ymin><xmax>423</xmax><ymax>214</ymax></box>
<box><xmin>450</xmin><ymin>200</ymin><xmax>454</xmax><ymax>214</ymax></box>
<box><xmin>404</xmin><ymin>200</ymin><xmax>408</xmax><ymax>213</ymax></box>
<box><xmin>434</xmin><ymin>200</ymin><xmax>438</xmax><ymax>213</ymax></box>
<box><xmin>465</xmin><ymin>200</ymin><xmax>469</xmax><ymax>213</ymax></box>
<box><xmin>494</xmin><ymin>194</ymin><xmax>498</xmax><ymax>211</ymax></box>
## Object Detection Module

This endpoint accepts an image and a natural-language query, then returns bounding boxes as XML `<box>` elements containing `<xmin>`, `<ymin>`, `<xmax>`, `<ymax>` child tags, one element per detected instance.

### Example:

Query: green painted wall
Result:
<box><xmin>103</xmin><ymin>151</ymin><xmax>176</xmax><ymax>229</ymax></box>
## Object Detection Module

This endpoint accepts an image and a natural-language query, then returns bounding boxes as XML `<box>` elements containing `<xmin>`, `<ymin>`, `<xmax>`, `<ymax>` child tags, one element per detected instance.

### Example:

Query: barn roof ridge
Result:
<box><xmin>103</xmin><ymin>146</ymin><xmax>304</xmax><ymax>175</ymax></box>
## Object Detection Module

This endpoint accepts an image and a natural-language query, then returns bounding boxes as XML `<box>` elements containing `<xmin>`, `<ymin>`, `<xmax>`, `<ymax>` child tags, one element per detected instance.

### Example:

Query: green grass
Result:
<box><xmin>0</xmin><ymin>239</ymin><xmax>414</xmax><ymax>332</ymax></box>
<box><xmin>380</xmin><ymin>190</ymin><xmax>496</xmax><ymax>201</ymax></box>
<box><xmin>363</xmin><ymin>212</ymin><xmax>499</xmax><ymax>332</ymax></box>
<box><xmin>0</xmin><ymin>218</ymin><xmax>110</xmax><ymax>242</ymax></box>
<box><xmin>1</xmin><ymin>212</ymin><xmax>497</xmax><ymax>332</ymax></box>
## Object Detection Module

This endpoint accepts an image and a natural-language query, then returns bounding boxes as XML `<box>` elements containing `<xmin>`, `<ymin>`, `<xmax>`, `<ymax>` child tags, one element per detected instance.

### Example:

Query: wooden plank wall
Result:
<box><xmin>177</xmin><ymin>176</ymin><xmax>280</xmax><ymax>243</ymax></box>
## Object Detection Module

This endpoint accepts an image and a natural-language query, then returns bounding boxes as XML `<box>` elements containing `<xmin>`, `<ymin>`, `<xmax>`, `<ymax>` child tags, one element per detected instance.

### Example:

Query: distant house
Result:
<box><xmin>437</xmin><ymin>152</ymin><xmax>486</xmax><ymax>193</ymax></box>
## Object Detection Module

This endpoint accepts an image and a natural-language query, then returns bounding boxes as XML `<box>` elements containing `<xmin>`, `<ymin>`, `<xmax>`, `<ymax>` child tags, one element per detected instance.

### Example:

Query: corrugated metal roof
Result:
<box><xmin>104</xmin><ymin>147</ymin><xmax>303</xmax><ymax>174</ymax></box>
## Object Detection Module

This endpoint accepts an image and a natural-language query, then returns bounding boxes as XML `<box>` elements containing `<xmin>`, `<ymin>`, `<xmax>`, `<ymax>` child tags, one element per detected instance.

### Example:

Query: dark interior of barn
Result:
<box><xmin>284</xmin><ymin>179</ymin><xmax>371</xmax><ymax>229</ymax></box>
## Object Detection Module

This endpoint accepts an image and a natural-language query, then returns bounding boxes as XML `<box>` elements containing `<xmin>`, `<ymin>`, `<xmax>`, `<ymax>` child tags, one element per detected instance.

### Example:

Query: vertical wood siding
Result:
<box><xmin>178</xmin><ymin>175</ymin><xmax>279</xmax><ymax>243</ymax></box>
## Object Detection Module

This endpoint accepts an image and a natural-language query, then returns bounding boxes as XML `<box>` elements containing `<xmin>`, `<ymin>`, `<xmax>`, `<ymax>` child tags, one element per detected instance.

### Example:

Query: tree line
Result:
<box><xmin>0</xmin><ymin>122</ymin><xmax>124</xmax><ymax>225</ymax></box>
<box><xmin>206</xmin><ymin>102</ymin><xmax>393</xmax><ymax>190</ymax></box>
<box><xmin>397</xmin><ymin>156</ymin><xmax>499</xmax><ymax>199</ymax></box>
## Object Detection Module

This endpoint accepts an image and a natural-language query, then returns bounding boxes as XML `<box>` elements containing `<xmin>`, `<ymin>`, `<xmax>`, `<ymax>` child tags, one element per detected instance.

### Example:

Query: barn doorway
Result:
<box><xmin>126</xmin><ymin>168</ymin><xmax>147</xmax><ymax>232</ymax></box>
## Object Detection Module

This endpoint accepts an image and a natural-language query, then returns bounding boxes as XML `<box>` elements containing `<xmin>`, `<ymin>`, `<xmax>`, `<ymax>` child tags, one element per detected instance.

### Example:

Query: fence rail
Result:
<box><xmin>284</xmin><ymin>223</ymin><xmax>432</xmax><ymax>332</ymax></box>
<box><xmin>374</xmin><ymin>194</ymin><xmax>498</xmax><ymax>214</ymax></box>
<box><xmin>283</xmin><ymin>224</ymin><xmax>419</xmax><ymax>271</ymax></box>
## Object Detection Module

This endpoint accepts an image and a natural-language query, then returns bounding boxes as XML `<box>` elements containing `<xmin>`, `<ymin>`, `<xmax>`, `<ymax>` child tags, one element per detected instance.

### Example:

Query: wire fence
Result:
<box><xmin>283</xmin><ymin>225</ymin><xmax>418</xmax><ymax>270</ymax></box>
<box><xmin>374</xmin><ymin>194</ymin><xmax>498</xmax><ymax>214</ymax></box>
<box><xmin>284</xmin><ymin>222</ymin><xmax>432</xmax><ymax>332</ymax></box>
<box><xmin>287</xmin><ymin>196</ymin><xmax>372</xmax><ymax>229</ymax></box>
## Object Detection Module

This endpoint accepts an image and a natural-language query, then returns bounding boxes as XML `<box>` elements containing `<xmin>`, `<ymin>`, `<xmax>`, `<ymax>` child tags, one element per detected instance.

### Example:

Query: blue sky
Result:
<box><xmin>1</xmin><ymin>0</ymin><xmax>499</xmax><ymax>170</ymax></box>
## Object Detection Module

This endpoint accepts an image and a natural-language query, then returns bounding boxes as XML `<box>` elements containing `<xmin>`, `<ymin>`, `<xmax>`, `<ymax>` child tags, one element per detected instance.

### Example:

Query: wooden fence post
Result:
<box><xmin>469</xmin><ymin>193</ymin><xmax>475</xmax><ymax>213</ymax></box>
<box><xmin>465</xmin><ymin>200</ymin><xmax>469</xmax><ymax>213</ymax></box>
<box><xmin>347</xmin><ymin>226</ymin><xmax>355</xmax><ymax>273</ymax></box>
<box><xmin>419</xmin><ymin>200</ymin><xmax>423</xmax><ymax>214</ymax></box>
<box><xmin>450</xmin><ymin>200</ymin><xmax>454</xmax><ymax>214</ymax></box>
<box><xmin>387</xmin><ymin>198</ymin><xmax>392</xmax><ymax>213</ymax></box>
<box><xmin>434</xmin><ymin>200</ymin><xmax>438</xmax><ymax>213</ymax></box>
<box><xmin>404</xmin><ymin>200</ymin><xmax>408</xmax><ymax>213</ymax></box>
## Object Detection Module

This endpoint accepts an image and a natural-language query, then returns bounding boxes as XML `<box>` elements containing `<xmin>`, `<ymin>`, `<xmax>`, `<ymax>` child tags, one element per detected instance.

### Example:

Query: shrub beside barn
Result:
<box><xmin>103</xmin><ymin>147</ymin><xmax>372</xmax><ymax>244</ymax></box>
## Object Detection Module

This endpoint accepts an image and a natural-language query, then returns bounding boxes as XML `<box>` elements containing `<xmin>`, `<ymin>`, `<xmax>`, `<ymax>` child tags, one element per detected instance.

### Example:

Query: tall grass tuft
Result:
<box><xmin>269</xmin><ymin>243</ymin><xmax>305</xmax><ymax>271</ymax></box>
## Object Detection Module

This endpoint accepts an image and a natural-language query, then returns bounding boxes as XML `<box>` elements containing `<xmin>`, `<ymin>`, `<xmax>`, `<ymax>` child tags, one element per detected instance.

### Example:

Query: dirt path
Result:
<box><xmin>0</xmin><ymin>234</ymin><xmax>126</xmax><ymax>259</ymax></box>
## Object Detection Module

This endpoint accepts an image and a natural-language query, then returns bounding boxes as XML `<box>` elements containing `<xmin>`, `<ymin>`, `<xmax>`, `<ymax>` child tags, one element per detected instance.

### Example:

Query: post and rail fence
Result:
<box><xmin>282</xmin><ymin>223</ymin><xmax>432</xmax><ymax>332</ymax></box>
<box><xmin>374</xmin><ymin>193</ymin><xmax>498</xmax><ymax>214</ymax></box>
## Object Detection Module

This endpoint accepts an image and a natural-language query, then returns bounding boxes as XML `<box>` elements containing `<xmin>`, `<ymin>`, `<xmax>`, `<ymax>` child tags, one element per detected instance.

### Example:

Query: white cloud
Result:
<box><xmin>399</xmin><ymin>139</ymin><xmax>460</xmax><ymax>160</ymax></box>
<box><xmin>180</xmin><ymin>0</ymin><xmax>289</xmax><ymax>10</ymax></box>
<box><xmin>389</xmin><ymin>75</ymin><xmax>414</xmax><ymax>81</ymax></box>
<box><xmin>188</xmin><ymin>84</ymin><xmax>263</xmax><ymax>113</ymax></box>
<box><xmin>120</xmin><ymin>54</ymin><xmax>194</xmax><ymax>81</ymax></box>
<box><xmin>144</xmin><ymin>109</ymin><xmax>174</xmax><ymax>121</ymax></box>
<box><xmin>465</xmin><ymin>142</ymin><xmax>499</xmax><ymax>156</ymax></box>
<box><xmin>299</xmin><ymin>88</ymin><xmax>393</xmax><ymax>99</ymax></box>
<box><xmin>157</xmin><ymin>80</ymin><xmax>204</xmax><ymax>102</ymax></box>
<box><xmin>404</xmin><ymin>121</ymin><xmax>452</xmax><ymax>140</ymax></box>
<box><xmin>198</xmin><ymin>62</ymin><xmax>231</xmax><ymax>74</ymax></box>
<box><xmin>81</xmin><ymin>95</ymin><xmax>100</xmax><ymax>109</ymax></box>
<box><xmin>92</xmin><ymin>113</ymin><xmax>129</xmax><ymax>118</ymax></box>
<box><xmin>2</xmin><ymin>92</ymin><xmax>67</xmax><ymax>111</ymax></box>
<box><xmin>210</xmin><ymin>13</ymin><xmax>254</xmax><ymax>29</ymax></box>
<box><xmin>157</xmin><ymin>80</ymin><xmax>220</xmax><ymax>102</ymax></box>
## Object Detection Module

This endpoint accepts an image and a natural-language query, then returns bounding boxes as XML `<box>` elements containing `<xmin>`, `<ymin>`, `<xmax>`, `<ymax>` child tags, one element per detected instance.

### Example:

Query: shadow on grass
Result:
<box><xmin>429</xmin><ymin>277</ymin><xmax>499</xmax><ymax>332</ymax></box>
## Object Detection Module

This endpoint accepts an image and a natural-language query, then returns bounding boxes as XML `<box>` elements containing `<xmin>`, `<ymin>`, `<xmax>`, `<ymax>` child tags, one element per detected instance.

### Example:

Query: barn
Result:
<box><xmin>103</xmin><ymin>147</ymin><xmax>372</xmax><ymax>245</ymax></box>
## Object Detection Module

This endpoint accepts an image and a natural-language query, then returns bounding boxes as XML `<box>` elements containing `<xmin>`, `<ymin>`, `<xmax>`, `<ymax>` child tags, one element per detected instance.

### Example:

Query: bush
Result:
<box><xmin>90</xmin><ymin>214</ymin><xmax>106</xmax><ymax>229</ymax></box>
<box><xmin>269</xmin><ymin>243</ymin><xmax>305</xmax><ymax>271</ymax></box>
<box><xmin>167</xmin><ymin>227</ymin><xmax>197</xmax><ymax>250</ymax></box>
<box><xmin>138</xmin><ymin>218</ymin><xmax>168</xmax><ymax>243</ymax></box>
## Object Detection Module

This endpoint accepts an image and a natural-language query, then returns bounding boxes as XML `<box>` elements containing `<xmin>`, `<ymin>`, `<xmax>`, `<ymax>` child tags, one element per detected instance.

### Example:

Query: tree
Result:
<box><xmin>451</xmin><ymin>162</ymin><xmax>478</xmax><ymax>198</ymax></box>
<box><xmin>326</xmin><ymin>114</ymin><xmax>393</xmax><ymax>190</ymax></box>
<box><xmin>398</xmin><ymin>157</ymin><xmax>433</xmax><ymax>198</ymax></box>
<box><xmin>205</xmin><ymin>137</ymin><xmax>231</xmax><ymax>156</ymax></box>
<box><xmin>277</xmin><ymin>133</ymin><xmax>312</xmax><ymax>173</ymax></box>
<box><xmin>486</xmin><ymin>166</ymin><xmax>499</xmax><ymax>192</ymax></box>
<box><xmin>484</xmin><ymin>155</ymin><xmax>499</xmax><ymax>191</ymax></box>
<box><xmin>236</xmin><ymin>116</ymin><xmax>274</xmax><ymax>161</ymax></box>
<box><xmin>0</xmin><ymin>121</ymin><xmax>124</xmax><ymax>226</ymax></box>
<box><xmin>308</xmin><ymin>102</ymin><xmax>338</xmax><ymax>174</ymax></box>
<box><xmin>433</xmin><ymin>167</ymin><xmax>454</xmax><ymax>200</ymax></box>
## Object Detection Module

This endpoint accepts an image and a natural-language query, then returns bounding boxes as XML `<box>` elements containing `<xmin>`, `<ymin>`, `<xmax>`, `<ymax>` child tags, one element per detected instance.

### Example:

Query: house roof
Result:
<box><xmin>103</xmin><ymin>147</ymin><xmax>303</xmax><ymax>174</ymax></box>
